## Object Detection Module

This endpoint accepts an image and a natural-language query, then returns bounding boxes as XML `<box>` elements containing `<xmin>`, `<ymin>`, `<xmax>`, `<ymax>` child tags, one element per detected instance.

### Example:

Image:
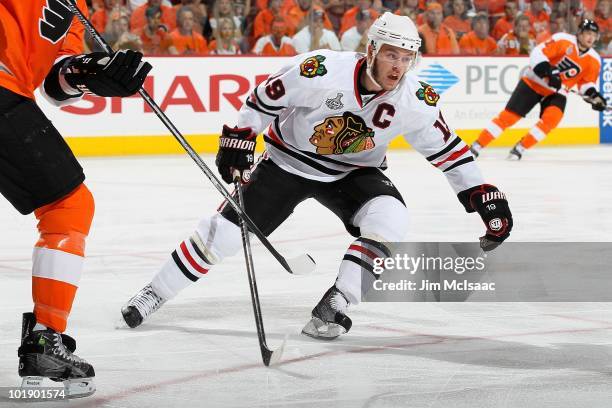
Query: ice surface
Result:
<box><xmin>1</xmin><ymin>147</ymin><xmax>612</xmax><ymax>407</ymax></box>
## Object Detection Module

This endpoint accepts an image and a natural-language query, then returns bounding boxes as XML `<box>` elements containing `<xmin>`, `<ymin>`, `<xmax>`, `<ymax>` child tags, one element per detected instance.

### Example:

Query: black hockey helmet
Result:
<box><xmin>578</xmin><ymin>19</ymin><xmax>599</xmax><ymax>34</ymax></box>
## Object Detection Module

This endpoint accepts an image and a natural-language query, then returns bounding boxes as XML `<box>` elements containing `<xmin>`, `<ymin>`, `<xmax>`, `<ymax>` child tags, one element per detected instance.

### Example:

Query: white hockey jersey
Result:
<box><xmin>237</xmin><ymin>49</ymin><xmax>484</xmax><ymax>193</ymax></box>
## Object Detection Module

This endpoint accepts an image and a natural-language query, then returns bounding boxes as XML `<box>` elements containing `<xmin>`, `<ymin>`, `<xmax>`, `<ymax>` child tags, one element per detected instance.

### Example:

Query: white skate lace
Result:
<box><xmin>129</xmin><ymin>284</ymin><xmax>166</xmax><ymax>319</ymax></box>
<box><xmin>51</xmin><ymin>333</ymin><xmax>85</xmax><ymax>365</ymax></box>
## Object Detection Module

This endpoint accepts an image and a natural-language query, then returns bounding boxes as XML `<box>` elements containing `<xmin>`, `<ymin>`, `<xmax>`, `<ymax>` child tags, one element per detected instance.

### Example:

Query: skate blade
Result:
<box><xmin>19</xmin><ymin>376</ymin><xmax>95</xmax><ymax>400</ymax></box>
<box><xmin>506</xmin><ymin>153</ymin><xmax>521</xmax><ymax>161</ymax></box>
<box><xmin>301</xmin><ymin>317</ymin><xmax>346</xmax><ymax>340</ymax></box>
<box><xmin>64</xmin><ymin>377</ymin><xmax>96</xmax><ymax>399</ymax></box>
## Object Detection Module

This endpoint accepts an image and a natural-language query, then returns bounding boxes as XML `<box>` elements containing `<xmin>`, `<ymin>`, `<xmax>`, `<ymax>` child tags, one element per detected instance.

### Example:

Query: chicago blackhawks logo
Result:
<box><xmin>39</xmin><ymin>0</ymin><xmax>74</xmax><ymax>44</ymax></box>
<box><xmin>310</xmin><ymin>112</ymin><xmax>375</xmax><ymax>155</ymax></box>
<box><xmin>300</xmin><ymin>55</ymin><xmax>328</xmax><ymax>78</ymax></box>
<box><xmin>416</xmin><ymin>81</ymin><xmax>440</xmax><ymax>106</ymax></box>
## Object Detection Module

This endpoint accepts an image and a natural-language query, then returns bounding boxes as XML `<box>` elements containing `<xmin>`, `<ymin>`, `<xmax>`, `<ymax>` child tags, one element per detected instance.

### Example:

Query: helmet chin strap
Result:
<box><xmin>365</xmin><ymin>44</ymin><xmax>384</xmax><ymax>91</ymax></box>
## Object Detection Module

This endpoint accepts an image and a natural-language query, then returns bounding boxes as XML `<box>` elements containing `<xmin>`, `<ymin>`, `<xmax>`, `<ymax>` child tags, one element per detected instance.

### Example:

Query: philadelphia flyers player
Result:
<box><xmin>122</xmin><ymin>13</ymin><xmax>512</xmax><ymax>340</ymax></box>
<box><xmin>471</xmin><ymin>19</ymin><xmax>606</xmax><ymax>160</ymax></box>
<box><xmin>1</xmin><ymin>0</ymin><xmax>151</xmax><ymax>397</ymax></box>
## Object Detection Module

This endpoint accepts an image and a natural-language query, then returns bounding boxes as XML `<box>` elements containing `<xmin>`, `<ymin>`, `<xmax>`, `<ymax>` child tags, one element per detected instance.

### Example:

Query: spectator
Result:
<box><xmin>472</xmin><ymin>0</ymin><xmax>506</xmax><ymax>19</ymax></box>
<box><xmin>136</xmin><ymin>5</ymin><xmax>170</xmax><ymax>54</ymax></box>
<box><xmin>340</xmin><ymin>0</ymin><xmax>380</xmax><ymax>35</ymax></box>
<box><xmin>173</xmin><ymin>0</ymin><xmax>208</xmax><ymax>34</ymax></box>
<box><xmin>209</xmin><ymin>17</ymin><xmax>242</xmax><ymax>54</ymax></box>
<box><xmin>253</xmin><ymin>0</ymin><xmax>285</xmax><ymax>40</ymax></box>
<box><xmin>536</xmin><ymin>11</ymin><xmax>567</xmax><ymax>43</ymax></box>
<box><xmin>492</xmin><ymin>0</ymin><xmax>518</xmax><ymax>40</ymax></box>
<box><xmin>292</xmin><ymin>9</ymin><xmax>342</xmax><ymax>53</ymax></box>
<box><xmin>210</xmin><ymin>0</ymin><xmax>243</xmax><ymax>38</ymax></box>
<box><xmin>419</xmin><ymin>2</ymin><xmax>459</xmax><ymax>54</ymax></box>
<box><xmin>166</xmin><ymin>6</ymin><xmax>209</xmax><ymax>54</ymax></box>
<box><xmin>91</xmin><ymin>0</ymin><xmax>129</xmax><ymax>33</ymax></box>
<box><xmin>326</xmin><ymin>0</ymin><xmax>350</xmax><ymax>33</ymax></box>
<box><xmin>131</xmin><ymin>0</ymin><xmax>176</xmax><ymax>33</ymax></box>
<box><xmin>443</xmin><ymin>0</ymin><xmax>471</xmax><ymax>40</ymax></box>
<box><xmin>595</xmin><ymin>0</ymin><xmax>611</xmax><ymax>47</ymax></box>
<box><xmin>341</xmin><ymin>10</ymin><xmax>373</xmax><ymax>51</ymax></box>
<box><xmin>286</xmin><ymin>0</ymin><xmax>334</xmax><ymax>37</ymax></box>
<box><xmin>497</xmin><ymin>14</ymin><xmax>536</xmax><ymax>55</ymax></box>
<box><xmin>128</xmin><ymin>0</ymin><xmax>171</xmax><ymax>11</ymax></box>
<box><xmin>459</xmin><ymin>13</ymin><xmax>497</xmax><ymax>54</ymax></box>
<box><xmin>524</xmin><ymin>0</ymin><xmax>550</xmax><ymax>36</ymax></box>
<box><xmin>105</xmin><ymin>14</ymin><xmax>144</xmax><ymax>51</ymax></box>
<box><xmin>253</xmin><ymin>19</ymin><xmax>297</xmax><ymax>55</ymax></box>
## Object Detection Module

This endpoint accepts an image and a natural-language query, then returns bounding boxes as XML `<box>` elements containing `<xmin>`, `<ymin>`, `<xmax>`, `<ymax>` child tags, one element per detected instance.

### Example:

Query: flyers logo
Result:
<box><xmin>39</xmin><ymin>0</ymin><xmax>74</xmax><ymax>44</ymax></box>
<box><xmin>557</xmin><ymin>57</ymin><xmax>581</xmax><ymax>79</ymax></box>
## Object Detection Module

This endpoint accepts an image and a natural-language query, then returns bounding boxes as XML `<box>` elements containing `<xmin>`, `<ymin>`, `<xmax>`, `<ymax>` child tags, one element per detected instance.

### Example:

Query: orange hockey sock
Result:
<box><xmin>520</xmin><ymin>106</ymin><xmax>564</xmax><ymax>149</ymax></box>
<box><xmin>476</xmin><ymin>109</ymin><xmax>522</xmax><ymax>147</ymax></box>
<box><xmin>32</xmin><ymin>184</ymin><xmax>95</xmax><ymax>332</ymax></box>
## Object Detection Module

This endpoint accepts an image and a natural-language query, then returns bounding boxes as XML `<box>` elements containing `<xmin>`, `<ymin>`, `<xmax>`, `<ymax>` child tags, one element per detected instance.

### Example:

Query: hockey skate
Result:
<box><xmin>302</xmin><ymin>286</ymin><xmax>352</xmax><ymax>340</ymax></box>
<box><xmin>121</xmin><ymin>283</ymin><xmax>166</xmax><ymax>328</ymax></box>
<box><xmin>506</xmin><ymin>144</ymin><xmax>523</xmax><ymax>160</ymax></box>
<box><xmin>18</xmin><ymin>313</ymin><xmax>95</xmax><ymax>399</ymax></box>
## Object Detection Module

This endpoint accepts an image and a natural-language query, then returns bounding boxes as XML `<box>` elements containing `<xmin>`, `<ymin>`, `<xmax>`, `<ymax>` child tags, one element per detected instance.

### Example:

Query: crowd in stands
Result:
<box><xmin>85</xmin><ymin>0</ymin><xmax>611</xmax><ymax>56</ymax></box>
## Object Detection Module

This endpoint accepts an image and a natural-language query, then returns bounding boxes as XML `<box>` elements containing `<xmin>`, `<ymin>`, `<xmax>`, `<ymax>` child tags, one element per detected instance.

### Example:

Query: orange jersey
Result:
<box><xmin>442</xmin><ymin>15</ymin><xmax>471</xmax><ymax>38</ymax></box>
<box><xmin>0</xmin><ymin>0</ymin><xmax>87</xmax><ymax>100</ymax></box>
<box><xmin>523</xmin><ymin>33</ymin><xmax>601</xmax><ymax>97</ymax></box>
<box><xmin>164</xmin><ymin>29</ymin><xmax>208</xmax><ymax>55</ymax></box>
<box><xmin>459</xmin><ymin>31</ymin><xmax>497</xmax><ymax>55</ymax></box>
<box><xmin>491</xmin><ymin>17</ymin><xmax>514</xmax><ymax>41</ymax></box>
<box><xmin>418</xmin><ymin>23</ymin><xmax>460</xmax><ymax>55</ymax></box>
<box><xmin>497</xmin><ymin>31</ymin><xmax>536</xmax><ymax>55</ymax></box>
<box><xmin>252</xmin><ymin>35</ymin><xmax>297</xmax><ymax>56</ymax></box>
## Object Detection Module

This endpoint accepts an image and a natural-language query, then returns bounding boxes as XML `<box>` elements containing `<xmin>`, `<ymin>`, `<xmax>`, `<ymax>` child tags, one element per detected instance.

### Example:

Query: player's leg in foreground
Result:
<box><xmin>0</xmin><ymin>88</ymin><xmax>96</xmax><ymax>397</ymax></box>
<box><xmin>471</xmin><ymin>80</ymin><xmax>541</xmax><ymax>158</ymax></box>
<box><xmin>507</xmin><ymin>93</ymin><xmax>566</xmax><ymax>160</ymax></box>
<box><xmin>121</xmin><ymin>158</ymin><xmax>312</xmax><ymax>327</ymax></box>
<box><xmin>302</xmin><ymin>169</ymin><xmax>409</xmax><ymax>340</ymax></box>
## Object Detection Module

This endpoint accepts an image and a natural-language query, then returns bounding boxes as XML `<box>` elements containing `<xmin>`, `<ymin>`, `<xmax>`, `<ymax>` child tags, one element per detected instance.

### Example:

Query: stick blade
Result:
<box><xmin>287</xmin><ymin>254</ymin><xmax>316</xmax><ymax>275</ymax></box>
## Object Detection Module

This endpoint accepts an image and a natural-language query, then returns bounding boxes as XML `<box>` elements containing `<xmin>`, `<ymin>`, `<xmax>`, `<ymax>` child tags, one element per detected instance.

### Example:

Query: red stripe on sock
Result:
<box><xmin>433</xmin><ymin>145</ymin><xmax>470</xmax><ymax>168</ymax></box>
<box><xmin>180</xmin><ymin>241</ymin><xmax>209</xmax><ymax>275</ymax></box>
<box><xmin>349</xmin><ymin>244</ymin><xmax>379</xmax><ymax>261</ymax></box>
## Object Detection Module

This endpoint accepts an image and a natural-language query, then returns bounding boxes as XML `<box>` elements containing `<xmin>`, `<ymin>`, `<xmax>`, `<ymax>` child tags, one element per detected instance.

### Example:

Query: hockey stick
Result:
<box><xmin>234</xmin><ymin>171</ymin><xmax>286</xmax><ymax>366</ymax></box>
<box><xmin>60</xmin><ymin>0</ymin><xmax>315</xmax><ymax>275</ymax></box>
<box><xmin>568</xmin><ymin>88</ymin><xmax>612</xmax><ymax>111</ymax></box>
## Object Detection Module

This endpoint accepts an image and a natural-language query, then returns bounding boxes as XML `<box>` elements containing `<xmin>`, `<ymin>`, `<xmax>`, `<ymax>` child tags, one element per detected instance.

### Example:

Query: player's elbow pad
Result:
<box><xmin>43</xmin><ymin>57</ymin><xmax>83</xmax><ymax>102</ymax></box>
<box><xmin>533</xmin><ymin>61</ymin><xmax>552</xmax><ymax>79</ymax></box>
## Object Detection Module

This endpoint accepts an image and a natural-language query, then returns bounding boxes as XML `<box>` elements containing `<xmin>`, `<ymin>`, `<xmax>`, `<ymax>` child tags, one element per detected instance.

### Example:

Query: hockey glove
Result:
<box><xmin>458</xmin><ymin>184</ymin><xmax>513</xmax><ymax>251</ymax></box>
<box><xmin>584</xmin><ymin>88</ymin><xmax>607</xmax><ymax>111</ymax></box>
<box><xmin>533</xmin><ymin>61</ymin><xmax>561</xmax><ymax>91</ymax></box>
<box><xmin>215</xmin><ymin>125</ymin><xmax>257</xmax><ymax>184</ymax></box>
<box><xmin>62</xmin><ymin>50</ymin><xmax>152</xmax><ymax>97</ymax></box>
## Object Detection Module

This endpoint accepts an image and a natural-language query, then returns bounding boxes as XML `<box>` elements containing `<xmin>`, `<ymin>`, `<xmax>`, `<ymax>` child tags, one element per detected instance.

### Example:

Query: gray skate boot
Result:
<box><xmin>507</xmin><ymin>144</ymin><xmax>524</xmax><ymax>160</ymax></box>
<box><xmin>121</xmin><ymin>284</ymin><xmax>166</xmax><ymax>328</ymax></box>
<box><xmin>18</xmin><ymin>313</ymin><xmax>95</xmax><ymax>399</ymax></box>
<box><xmin>302</xmin><ymin>286</ymin><xmax>352</xmax><ymax>340</ymax></box>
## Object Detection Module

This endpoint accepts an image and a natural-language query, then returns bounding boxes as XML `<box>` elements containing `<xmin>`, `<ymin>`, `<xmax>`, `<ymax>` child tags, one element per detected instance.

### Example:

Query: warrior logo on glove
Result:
<box><xmin>216</xmin><ymin>125</ymin><xmax>257</xmax><ymax>184</ymax></box>
<box><xmin>458</xmin><ymin>184</ymin><xmax>513</xmax><ymax>251</ymax></box>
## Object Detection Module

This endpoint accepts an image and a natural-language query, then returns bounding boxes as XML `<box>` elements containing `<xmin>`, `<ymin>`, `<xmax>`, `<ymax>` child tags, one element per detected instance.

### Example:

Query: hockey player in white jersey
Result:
<box><xmin>122</xmin><ymin>12</ymin><xmax>513</xmax><ymax>339</ymax></box>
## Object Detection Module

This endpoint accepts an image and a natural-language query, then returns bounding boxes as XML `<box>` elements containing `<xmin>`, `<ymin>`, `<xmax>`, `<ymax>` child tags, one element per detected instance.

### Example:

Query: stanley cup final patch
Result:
<box><xmin>300</xmin><ymin>55</ymin><xmax>328</xmax><ymax>78</ymax></box>
<box><xmin>416</xmin><ymin>81</ymin><xmax>440</xmax><ymax>106</ymax></box>
<box><xmin>326</xmin><ymin>93</ymin><xmax>344</xmax><ymax>110</ymax></box>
